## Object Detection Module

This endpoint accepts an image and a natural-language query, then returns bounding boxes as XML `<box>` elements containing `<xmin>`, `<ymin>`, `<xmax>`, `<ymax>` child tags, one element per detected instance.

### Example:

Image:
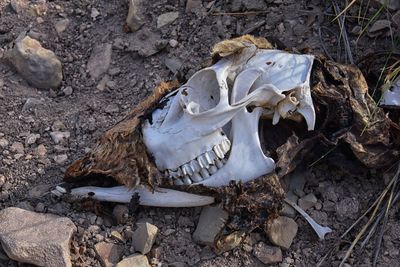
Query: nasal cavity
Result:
<box><xmin>183</xmin><ymin>69</ymin><xmax>220</xmax><ymax>113</ymax></box>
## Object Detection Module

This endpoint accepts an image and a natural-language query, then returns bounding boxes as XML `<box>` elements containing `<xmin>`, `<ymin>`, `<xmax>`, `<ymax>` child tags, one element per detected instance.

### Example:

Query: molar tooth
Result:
<box><xmin>190</xmin><ymin>160</ymin><xmax>201</xmax><ymax>173</ymax></box>
<box><xmin>209</xmin><ymin>165</ymin><xmax>218</xmax><ymax>174</ymax></box>
<box><xmin>213</xmin><ymin>144</ymin><xmax>224</xmax><ymax>159</ymax></box>
<box><xmin>169</xmin><ymin>168</ymin><xmax>182</xmax><ymax>179</ymax></box>
<box><xmin>215</xmin><ymin>158</ymin><xmax>224</xmax><ymax>169</ymax></box>
<box><xmin>182</xmin><ymin>176</ymin><xmax>193</xmax><ymax>185</ymax></box>
<box><xmin>200</xmin><ymin>168</ymin><xmax>210</xmax><ymax>179</ymax></box>
<box><xmin>221</xmin><ymin>139</ymin><xmax>231</xmax><ymax>153</ymax></box>
<box><xmin>191</xmin><ymin>173</ymin><xmax>203</xmax><ymax>182</ymax></box>
<box><xmin>181</xmin><ymin>164</ymin><xmax>193</xmax><ymax>176</ymax></box>
<box><xmin>197</xmin><ymin>155</ymin><xmax>209</xmax><ymax>169</ymax></box>
<box><xmin>174</xmin><ymin>179</ymin><xmax>184</xmax><ymax>186</ymax></box>
<box><xmin>205</xmin><ymin>152</ymin><xmax>215</xmax><ymax>165</ymax></box>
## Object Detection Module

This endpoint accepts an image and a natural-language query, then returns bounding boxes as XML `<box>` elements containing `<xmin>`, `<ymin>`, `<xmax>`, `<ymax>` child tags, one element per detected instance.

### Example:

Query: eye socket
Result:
<box><xmin>183</xmin><ymin>69</ymin><xmax>220</xmax><ymax>113</ymax></box>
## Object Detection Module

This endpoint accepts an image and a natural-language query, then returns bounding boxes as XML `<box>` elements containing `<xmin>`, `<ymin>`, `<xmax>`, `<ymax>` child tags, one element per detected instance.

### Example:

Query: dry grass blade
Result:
<box><xmin>332</xmin><ymin>1</ymin><xmax>354</xmax><ymax>64</ymax></box>
<box><xmin>339</xmin><ymin>163</ymin><xmax>400</xmax><ymax>267</ymax></box>
<box><xmin>331</xmin><ymin>0</ymin><xmax>357</xmax><ymax>22</ymax></box>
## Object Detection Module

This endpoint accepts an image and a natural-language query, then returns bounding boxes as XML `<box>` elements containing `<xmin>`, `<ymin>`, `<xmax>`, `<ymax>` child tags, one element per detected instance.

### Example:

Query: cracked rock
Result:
<box><xmin>253</xmin><ymin>242</ymin><xmax>283</xmax><ymax>265</ymax></box>
<box><xmin>193</xmin><ymin>205</ymin><xmax>229</xmax><ymax>246</ymax></box>
<box><xmin>0</xmin><ymin>207</ymin><xmax>76</xmax><ymax>267</ymax></box>
<box><xmin>116</xmin><ymin>254</ymin><xmax>150</xmax><ymax>267</ymax></box>
<box><xmin>94</xmin><ymin>242</ymin><xmax>124</xmax><ymax>267</ymax></box>
<box><xmin>132</xmin><ymin>222</ymin><xmax>158</xmax><ymax>254</ymax></box>
<box><xmin>5</xmin><ymin>36</ymin><xmax>63</xmax><ymax>89</ymax></box>
<box><xmin>266</xmin><ymin>216</ymin><xmax>298</xmax><ymax>250</ymax></box>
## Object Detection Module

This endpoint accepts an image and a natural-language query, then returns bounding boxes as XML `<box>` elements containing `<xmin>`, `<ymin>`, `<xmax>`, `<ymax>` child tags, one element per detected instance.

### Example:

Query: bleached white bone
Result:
<box><xmin>55</xmin><ymin>185</ymin><xmax>215</xmax><ymax>207</ymax></box>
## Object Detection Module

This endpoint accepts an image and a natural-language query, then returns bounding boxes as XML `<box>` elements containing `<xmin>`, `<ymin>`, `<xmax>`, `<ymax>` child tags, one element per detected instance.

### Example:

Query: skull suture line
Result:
<box><xmin>56</xmin><ymin>44</ymin><xmax>316</xmax><ymax>207</ymax></box>
<box><xmin>142</xmin><ymin>47</ymin><xmax>315</xmax><ymax>187</ymax></box>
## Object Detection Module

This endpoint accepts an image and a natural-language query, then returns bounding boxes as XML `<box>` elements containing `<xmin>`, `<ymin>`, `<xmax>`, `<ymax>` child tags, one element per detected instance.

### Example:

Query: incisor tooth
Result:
<box><xmin>213</xmin><ymin>144</ymin><xmax>224</xmax><ymax>159</ymax></box>
<box><xmin>182</xmin><ymin>176</ymin><xmax>192</xmax><ymax>185</ymax></box>
<box><xmin>191</xmin><ymin>173</ymin><xmax>203</xmax><ymax>182</ymax></box>
<box><xmin>200</xmin><ymin>168</ymin><xmax>210</xmax><ymax>178</ymax></box>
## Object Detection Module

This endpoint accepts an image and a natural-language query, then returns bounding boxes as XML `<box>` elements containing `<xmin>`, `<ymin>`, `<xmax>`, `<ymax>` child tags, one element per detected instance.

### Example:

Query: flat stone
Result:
<box><xmin>127</xmin><ymin>28</ymin><xmax>167</xmax><ymax>57</ymax></box>
<box><xmin>87</xmin><ymin>43</ymin><xmax>112</xmax><ymax>79</ymax></box>
<box><xmin>288</xmin><ymin>172</ymin><xmax>306</xmax><ymax>197</ymax></box>
<box><xmin>25</xmin><ymin>133</ymin><xmax>40</xmax><ymax>146</ymax></box>
<box><xmin>54</xmin><ymin>19</ymin><xmax>70</xmax><ymax>34</ymax></box>
<box><xmin>280</xmin><ymin>203</ymin><xmax>296</xmax><ymax>218</ymax></box>
<box><xmin>0</xmin><ymin>207</ymin><xmax>76</xmax><ymax>267</ymax></box>
<box><xmin>10</xmin><ymin>0</ymin><xmax>28</xmax><ymax>14</ymax></box>
<box><xmin>157</xmin><ymin>12</ymin><xmax>179</xmax><ymax>28</ymax></box>
<box><xmin>35</xmin><ymin>144</ymin><xmax>47</xmax><ymax>157</ymax></box>
<box><xmin>253</xmin><ymin>242</ymin><xmax>283</xmax><ymax>265</ymax></box>
<box><xmin>369</xmin><ymin>20</ymin><xmax>391</xmax><ymax>34</ymax></box>
<box><xmin>54</xmin><ymin>154</ymin><xmax>68</xmax><ymax>164</ymax></box>
<box><xmin>165</xmin><ymin>57</ymin><xmax>183</xmax><ymax>75</ymax></box>
<box><xmin>5</xmin><ymin>36</ymin><xmax>63</xmax><ymax>89</ymax></box>
<box><xmin>10</xmin><ymin>142</ymin><xmax>24</xmax><ymax>154</ymax></box>
<box><xmin>0</xmin><ymin>138</ymin><xmax>9</xmax><ymax>148</ymax></box>
<box><xmin>186</xmin><ymin>0</ymin><xmax>203</xmax><ymax>13</ymax></box>
<box><xmin>116</xmin><ymin>253</ymin><xmax>150</xmax><ymax>267</ymax></box>
<box><xmin>125</xmin><ymin>0</ymin><xmax>144</xmax><ymax>32</ymax></box>
<box><xmin>94</xmin><ymin>242</ymin><xmax>124</xmax><ymax>267</ymax></box>
<box><xmin>298</xmin><ymin>193</ymin><xmax>318</xmax><ymax>211</ymax></box>
<box><xmin>377</xmin><ymin>0</ymin><xmax>400</xmax><ymax>10</ymax></box>
<box><xmin>193</xmin><ymin>205</ymin><xmax>228</xmax><ymax>246</ymax></box>
<box><xmin>266</xmin><ymin>216</ymin><xmax>298</xmax><ymax>250</ymax></box>
<box><xmin>132</xmin><ymin>222</ymin><xmax>158</xmax><ymax>254</ymax></box>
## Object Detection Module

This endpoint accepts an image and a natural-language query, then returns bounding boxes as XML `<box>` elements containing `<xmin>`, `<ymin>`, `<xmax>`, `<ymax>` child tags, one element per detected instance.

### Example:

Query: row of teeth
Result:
<box><xmin>164</xmin><ymin>139</ymin><xmax>231</xmax><ymax>185</ymax></box>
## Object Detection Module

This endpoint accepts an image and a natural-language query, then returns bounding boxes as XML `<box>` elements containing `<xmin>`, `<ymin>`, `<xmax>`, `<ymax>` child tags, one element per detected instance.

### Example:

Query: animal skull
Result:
<box><xmin>142</xmin><ymin>47</ymin><xmax>315</xmax><ymax>187</ymax></box>
<box><xmin>56</xmin><ymin>42</ymin><xmax>317</xmax><ymax>207</ymax></box>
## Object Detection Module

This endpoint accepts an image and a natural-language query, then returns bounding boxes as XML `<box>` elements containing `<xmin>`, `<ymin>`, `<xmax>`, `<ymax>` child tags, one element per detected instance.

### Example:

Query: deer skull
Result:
<box><xmin>142</xmin><ymin>47</ymin><xmax>315</xmax><ymax>187</ymax></box>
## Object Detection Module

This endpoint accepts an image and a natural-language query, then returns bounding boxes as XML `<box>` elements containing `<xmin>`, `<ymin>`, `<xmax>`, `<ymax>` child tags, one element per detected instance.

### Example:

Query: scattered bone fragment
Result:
<box><xmin>87</xmin><ymin>43</ymin><xmax>112</xmax><ymax>79</ymax></box>
<box><xmin>94</xmin><ymin>242</ymin><xmax>124</xmax><ymax>267</ymax></box>
<box><xmin>266</xmin><ymin>216</ymin><xmax>298</xmax><ymax>250</ymax></box>
<box><xmin>157</xmin><ymin>12</ymin><xmax>179</xmax><ymax>28</ymax></box>
<box><xmin>0</xmin><ymin>207</ymin><xmax>76</xmax><ymax>267</ymax></box>
<box><xmin>253</xmin><ymin>242</ymin><xmax>283</xmax><ymax>265</ymax></box>
<box><xmin>381</xmin><ymin>78</ymin><xmax>400</xmax><ymax>107</ymax></box>
<box><xmin>5</xmin><ymin>35</ymin><xmax>62</xmax><ymax>88</ymax></box>
<box><xmin>132</xmin><ymin>222</ymin><xmax>158</xmax><ymax>254</ymax></box>
<box><xmin>284</xmin><ymin>198</ymin><xmax>332</xmax><ymax>241</ymax></box>
<box><xmin>116</xmin><ymin>254</ymin><xmax>150</xmax><ymax>267</ymax></box>
<box><xmin>193</xmin><ymin>205</ymin><xmax>229</xmax><ymax>246</ymax></box>
<box><xmin>298</xmin><ymin>193</ymin><xmax>318</xmax><ymax>211</ymax></box>
<box><xmin>125</xmin><ymin>0</ymin><xmax>144</xmax><ymax>32</ymax></box>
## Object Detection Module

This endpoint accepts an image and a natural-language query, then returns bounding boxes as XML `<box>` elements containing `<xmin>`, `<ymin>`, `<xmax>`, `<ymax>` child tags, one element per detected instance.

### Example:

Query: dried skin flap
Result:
<box><xmin>64</xmin><ymin>81</ymin><xmax>180</xmax><ymax>188</ymax></box>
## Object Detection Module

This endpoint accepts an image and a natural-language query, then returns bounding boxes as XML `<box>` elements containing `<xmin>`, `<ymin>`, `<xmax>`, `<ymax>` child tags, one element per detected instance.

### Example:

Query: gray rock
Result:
<box><xmin>253</xmin><ymin>242</ymin><xmax>283</xmax><ymax>265</ymax></box>
<box><xmin>28</xmin><ymin>184</ymin><xmax>52</xmax><ymax>198</ymax></box>
<box><xmin>132</xmin><ymin>222</ymin><xmax>158</xmax><ymax>254</ymax></box>
<box><xmin>25</xmin><ymin>133</ymin><xmax>40</xmax><ymax>146</ymax></box>
<box><xmin>62</xmin><ymin>86</ymin><xmax>73</xmax><ymax>96</ymax></box>
<box><xmin>0</xmin><ymin>138</ymin><xmax>9</xmax><ymax>148</ymax></box>
<box><xmin>50</xmin><ymin>131</ymin><xmax>70</xmax><ymax>144</ymax></box>
<box><xmin>266</xmin><ymin>216</ymin><xmax>298</xmax><ymax>250</ymax></box>
<box><xmin>186</xmin><ymin>0</ymin><xmax>203</xmax><ymax>13</ymax></box>
<box><xmin>157</xmin><ymin>12</ymin><xmax>179</xmax><ymax>28</ymax></box>
<box><xmin>10</xmin><ymin>142</ymin><xmax>24</xmax><ymax>154</ymax></box>
<box><xmin>169</xmin><ymin>39</ymin><xmax>178</xmax><ymax>48</ymax></box>
<box><xmin>281</xmin><ymin>203</ymin><xmax>296</xmax><ymax>218</ymax></box>
<box><xmin>5</xmin><ymin>36</ymin><xmax>63</xmax><ymax>89</ymax></box>
<box><xmin>10</xmin><ymin>0</ymin><xmax>28</xmax><ymax>14</ymax></box>
<box><xmin>126</xmin><ymin>0</ymin><xmax>144</xmax><ymax>32</ymax></box>
<box><xmin>54</xmin><ymin>19</ymin><xmax>70</xmax><ymax>34</ymax></box>
<box><xmin>54</xmin><ymin>154</ymin><xmax>68</xmax><ymax>164</ymax></box>
<box><xmin>0</xmin><ymin>207</ymin><xmax>76</xmax><ymax>267</ymax></box>
<box><xmin>369</xmin><ymin>20</ymin><xmax>391</xmax><ymax>34</ymax></box>
<box><xmin>113</xmin><ymin>204</ymin><xmax>129</xmax><ymax>224</ymax></box>
<box><xmin>165</xmin><ymin>57</ymin><xmax>183</xmax><ymax>75</ymax></box>
<box><xmin>377</xmin><ymin>0</ymin><xmax>400</xmax><ymax>10</ymax></box>
<box><xmin>127</xmin><ymin>28</ymin><xmax>167</xmax><ymax>57</ymax></box>
<box><xmin>0</xmin><ymin>175</ymin><xmax>5</xmax><ymax>188</ymax></box>
<box><xmin>298</xmin><ymin>193</ymin><xmax>318</xmax><ymax>211</ymax></box>
<box><xmin>94</xmin><ymin>242</ymin><xmax>124</xmax><ymax>267</ymax></box>
<box><xmin>87</xmin><ymin>43</ymin><xmax>112</xmax><ymax>79</ymax></box>
<box><xmin>193</xmin><ymin>205</ymin><xmax>228</xmax><ymax>246</ymax></box>
<box><xmin>116</xmin><ymin>254</ymin><xmax>150</xmax><ymax>267</ymax></box>
<box><xmin>288</xmin><ymin>172</ymin><xmax>306</xmax><ymax>197</ymax></box>
<box><xmin>35</xmin><ymin>144</ymin><xmax>47</xmax><ymax>157</ymax></box>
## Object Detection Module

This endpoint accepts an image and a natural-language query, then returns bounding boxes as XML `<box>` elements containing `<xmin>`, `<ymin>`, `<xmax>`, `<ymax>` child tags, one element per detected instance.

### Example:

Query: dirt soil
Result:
<box><xmin>0</xmin><ymin>0</ymin><xmax>399</xmax><ymax>266</ymax></box>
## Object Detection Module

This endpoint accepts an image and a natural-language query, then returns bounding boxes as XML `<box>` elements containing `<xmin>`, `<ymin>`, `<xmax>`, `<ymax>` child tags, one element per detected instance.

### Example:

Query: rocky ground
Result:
<box><xmin>0</xmin><ymin>0</ymin><xmax>399</xmax><ymax>266</ymax></box>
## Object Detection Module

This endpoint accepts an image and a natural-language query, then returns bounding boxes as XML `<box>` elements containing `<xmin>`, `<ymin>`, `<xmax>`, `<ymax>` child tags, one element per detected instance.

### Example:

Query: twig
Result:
<box><xmin>241</xmin><ymin>21</ymin><xmax>266</xmax><ymax>35</ymax></box>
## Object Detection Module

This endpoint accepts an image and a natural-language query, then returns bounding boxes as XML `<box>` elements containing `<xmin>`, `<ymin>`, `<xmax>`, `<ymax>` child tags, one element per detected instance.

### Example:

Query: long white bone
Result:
<box><xmin>284</xmin><ymin>198</ymin><xmax>332</xmax><ymax>240</ymax></box>
<box><xmin>54</xmin><ymin>185</ymin><xmax>214</xmax><ymax>207</ymax></box>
